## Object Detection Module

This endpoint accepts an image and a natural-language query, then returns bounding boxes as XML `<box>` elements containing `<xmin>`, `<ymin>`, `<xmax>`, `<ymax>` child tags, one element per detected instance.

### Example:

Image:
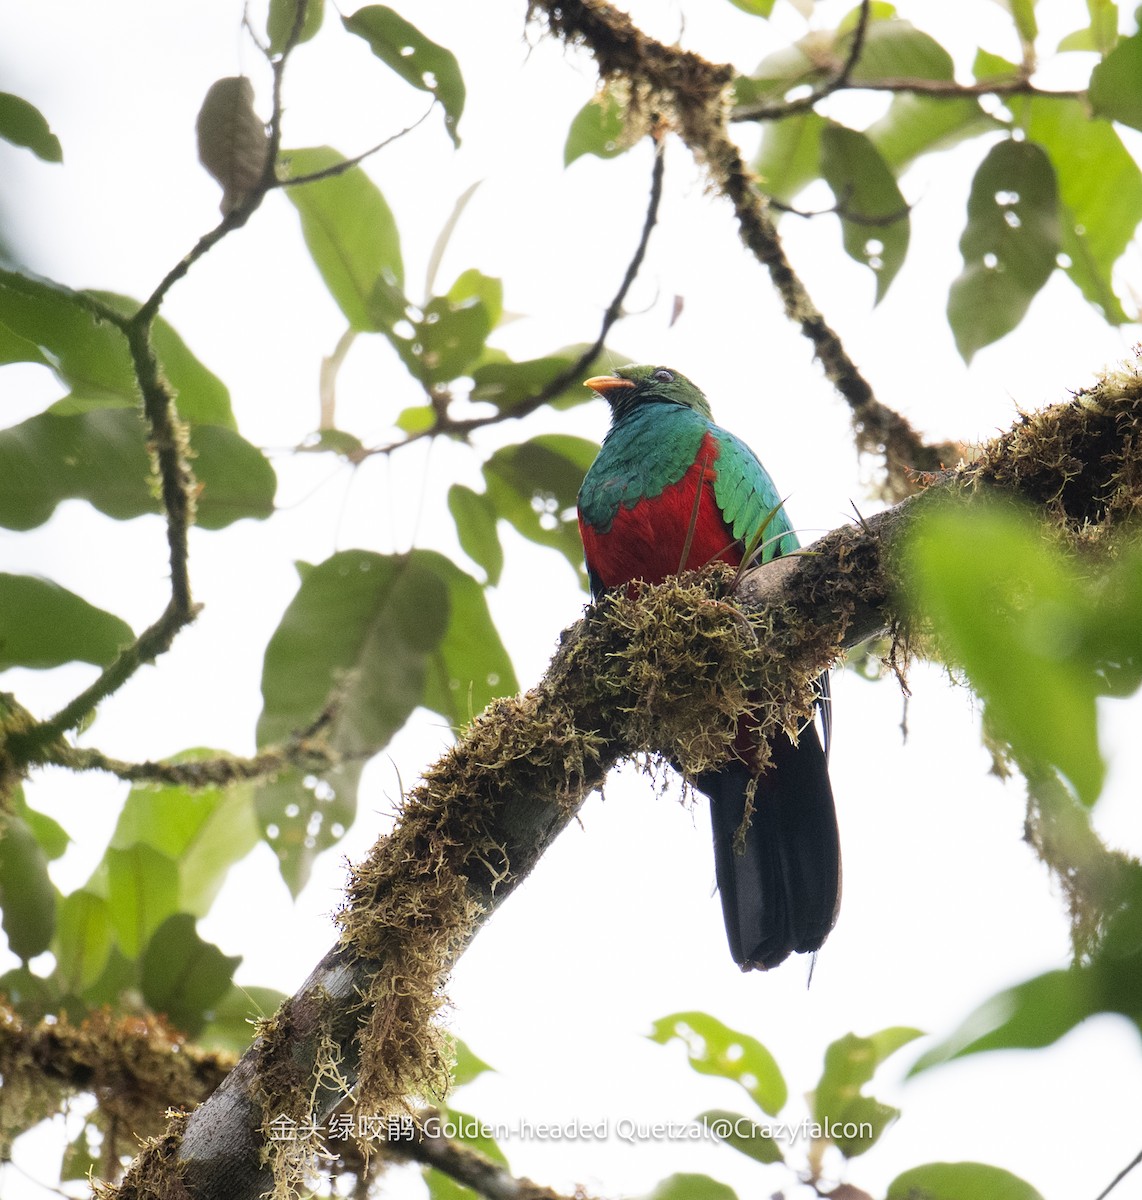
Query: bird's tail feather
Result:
<box><xmin>697</xmin><ymin>726</ymin><xmax>841</xmax><ymax>971</ymax></box>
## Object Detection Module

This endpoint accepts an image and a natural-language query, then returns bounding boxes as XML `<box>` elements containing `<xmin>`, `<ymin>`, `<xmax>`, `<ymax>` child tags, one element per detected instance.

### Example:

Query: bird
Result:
<box><xmin>576</xmin><ymin>363</ymin><xmax>840</xmax><ymax>971</ymax></box>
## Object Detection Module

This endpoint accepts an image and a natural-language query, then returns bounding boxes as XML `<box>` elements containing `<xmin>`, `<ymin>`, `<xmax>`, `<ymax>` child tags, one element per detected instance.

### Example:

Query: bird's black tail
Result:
<box><xmin>696</xmin><ymin>724</ymin><xmax>841</xmax><ymax>971</ymax></box>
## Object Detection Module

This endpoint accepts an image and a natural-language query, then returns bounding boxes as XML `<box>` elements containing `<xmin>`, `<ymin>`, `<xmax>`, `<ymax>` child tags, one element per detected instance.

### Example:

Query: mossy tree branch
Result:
<box><xmin>98</xmin><ymin>360</ymin><xmax>1142</xmax><ymax>1200</ymax></box>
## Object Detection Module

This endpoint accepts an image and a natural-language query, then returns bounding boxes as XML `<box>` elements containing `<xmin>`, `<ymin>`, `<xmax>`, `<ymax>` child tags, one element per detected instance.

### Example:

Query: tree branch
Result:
<box><xmin>98</xmin><ymin>359</ymin><xmax>1142</xmax><ymax>1200</ymax></box>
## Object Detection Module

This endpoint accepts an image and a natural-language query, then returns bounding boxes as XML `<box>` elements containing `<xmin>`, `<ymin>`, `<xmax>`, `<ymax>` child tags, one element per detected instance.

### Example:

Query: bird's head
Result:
<box><xmin>584</xmin><ymin>364</ymin><xmax>712</xmax><ymax>422</ymax></box>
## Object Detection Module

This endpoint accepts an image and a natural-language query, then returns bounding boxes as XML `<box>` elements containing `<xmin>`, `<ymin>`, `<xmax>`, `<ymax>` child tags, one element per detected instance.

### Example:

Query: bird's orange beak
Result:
<box><xmin>584</xmin><ymin>374</ymin><xmax>636</xmax><ymax>397</ymax></box>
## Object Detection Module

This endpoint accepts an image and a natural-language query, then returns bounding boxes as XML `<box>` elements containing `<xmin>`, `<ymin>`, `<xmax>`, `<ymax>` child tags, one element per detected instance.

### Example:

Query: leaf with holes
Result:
<box><xmin>257</xmin><ymin>550</ymin><xmax>445</xmax><ymax>892</ymax></box>
<box><xmin>389</xmin><ymin>291</ymin><xmax>493</xmax><ymax>386</ymax></box>
<box><xmin>282</xmin><ymin>146</ymin><xmax>405</xmax><ymax>332</ymax></box>
<box><xmin>565</xmin><ymin>90</ymin><xmax>631</xmax><ymax>165</ymax></box>
<box><xmin>811</xmin><ymin>1027</ymin><xmax>923</xmax><ymax>1158</ymax></box>
<box><xmin>648</xmin><ymin>1011</ymin><xmax>787</xmax><ymax>1117</ymax></box>
<box><xmin>256</xmin><ymin>549</ymin><xmax>512</xmax><ymax>892</ymax></box>
<box><xmin>1009</xmin><ymin>96</ymin><xmax>1142</xmax><ymax>324</ymax></box>
<box><xmin>820</xmin><ymin>123</ymin><xmax>909</xmax><ymax>301</ymax></box>
<box><xmin>343</xmin><ymin>6</ymin><xmax>465</xmax><ymax>146</ymax></box>
<box><xmin>482</xmin><ymin>435</ymin><xmax>598</xmax><ymax>583</ymax></box>
<box><xmin>947</xmin><ymin>140</ymin><xmax>1060</xmax><ymax>361</ymax></box>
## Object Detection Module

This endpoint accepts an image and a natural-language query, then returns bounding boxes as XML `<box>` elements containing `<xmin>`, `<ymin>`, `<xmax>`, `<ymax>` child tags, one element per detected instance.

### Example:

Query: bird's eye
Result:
<box><xmin>653</xmin><ymin>368</ymin><xmax>674</xmax><ymax>383</ymax></box>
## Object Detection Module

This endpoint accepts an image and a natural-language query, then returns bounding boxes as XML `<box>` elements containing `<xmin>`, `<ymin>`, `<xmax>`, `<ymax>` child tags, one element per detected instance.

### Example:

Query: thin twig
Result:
<box><xmin>769</xmin><ymin>193</ymin><xmax>912</xmax><ymax>228</ymax></box>
<box><xmin>277</xmin><ymin>105</ymin><xmax>436</xmax><ymax>188</ymax></box>
<box><xmin>366</xmin><ymin>131</ymin><xmax>667</xmax><ymax>455</ymax></box>
<box><xmin>1093</xmin><ymin>1146</ymin><xmax>1142</xmax><ymax>1200</ymax></box>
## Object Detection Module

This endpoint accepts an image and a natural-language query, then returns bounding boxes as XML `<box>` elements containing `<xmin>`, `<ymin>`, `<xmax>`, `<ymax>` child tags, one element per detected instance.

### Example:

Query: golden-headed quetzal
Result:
<box><xmin>576</xmin><ymin>364</ymin><xmax>841</xmax><ymax>971</ymax></box>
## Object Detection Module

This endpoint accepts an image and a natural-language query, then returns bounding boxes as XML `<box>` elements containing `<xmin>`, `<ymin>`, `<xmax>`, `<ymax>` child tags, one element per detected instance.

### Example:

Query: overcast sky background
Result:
<box><xmin>2</xmin><ymin>1</ymin><xmax>1142</xmax><ymax>1197</ymax></box>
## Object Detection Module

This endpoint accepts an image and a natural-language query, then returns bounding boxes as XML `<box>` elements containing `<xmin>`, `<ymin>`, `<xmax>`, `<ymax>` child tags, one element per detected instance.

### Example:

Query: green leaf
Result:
<box><xmin>482</xmin><ymin>435</ymin><xmax>598</xmax><ymax>582</ymax></box>
<box><xmin>888</xmin><ymin>1162</ymin><xmax>1045</xmax><ymax>1200</ymax></box>
<box><xmin>1058</xmin><ymin>0</ymin><xmax>1118</xmax><ymax>54</ymax></box>
<box><xmin>343</xmin><ymin>6</ymin><xmax>466</xmax><ymax>146</ymax></box>
<box><xmin>733</xmin><ymin>43</ymin><xmax>820</xmax><ymax>108</ymax></box>
<box><xmin>0</xmin><ymin>270</ymin><xmax>235</xmax><ymax>424</ymax></box>
<box><xmin>811</xmin><ymin>1026</ymin><xmax>923</xmax><ymax>1158</ymax></box>
<box><xmin>448</xmin><ymin>483</ymin><xmax>504</xmax><ymax>585</ymax></box>
<box><xmin>868</xmin><ymin>97</ymin><xmax>996</xmax><ymax>172</ymax></box>
<box><xmin>140</xmin><ymin>912</ymin><xmax>241</xmax><ymax>1037</ymax></box>
<box><xmin>0</xmin><ymin>965</ymin><xmax>58</xmax><ymax>1019</ymax></box>
<box><xmin>0</xmin><ymin>814</ymin><xmax>56</xmax><ymax>961</ymax></box>
<box><xmin>698</xmin><ymin>1109</ymin><xmax>783</xmax><ymax>1164</ymax></box>
<box><xmin>994</xmin><ymin>0</ymin><xmax>1038</xmax><ymax>44</ymax></box>
<box><xmin>199</xmin><ymin>983</ymin><xmax>288</xmax><ymax>1053</ymax></box>
<box><xmin>282</xmin><ymin>146</ymin><xmax>405</xmax><ymax>331</ymax></box>
<box><xmin>1090</xmin><ymin>31</ymin><xmax>1142</xmax><ymax>132</ymax></box>
<box><xmin>0</xmin><ymin>408</ymin><xmax>273</xmax><ymax>530</ymax></box>
<box><xmin>451</xmin><ymin>1037</ymin><xmax>494</xmax><ymax>1087</ymax></box>
<box><xmin>642</xmin><ymin>1174</ymin><xmax>739</xmax><ymax>1200</ymax></box>
<box><xmin>907</xmin><ymin>945</ymin><xmax>1142</xmax><ymax>1072</ymax></box>
<box><xmin>110</xmin><ymin>764</ymin><xmax>260</xmax><ymax>917</ymax></box>
<box><xmin>648</xmin><ymin>1012</ymin><xmax>787</xmax><ymax>1117</ymax></box>
<box><xmin>947</xmin><ymin>140</ymin><xmax>1060</xmax><ymax>361</ymax></box>
<box><xmin>820</xmin><ymin>123</ymin><xmax>910</xmax><ymax>301</ymax></box>
<box><xmin>845</xmin><ymin>19</ymin><xmax>954</xmax><ymax>84</ymax></box>
<box><xmin>257</xmin><ymin>550</ymin><xmax>444</xmax><ymax>891</ymax></box>
<box><xmin>389</xmin><ymin>291</ymin><xmax>494</xmax><ymax>386</ymax></box>
<box><xmin>267</xmin><ymin>0</ymin><xmax>325</xmax><ymax>54</ymax></box>
<box><xmin>438</xmin><ymin>1106</ymin><xmax>508</xmax><ymax>1166</ymax></box>
<box><xmin>256</xmin><ymin>550</ymin><xmax>512</xmax><ymax>892</ymax></box>
<box><xmin>419</xmin><ymin>551</ymin><xmax>518</xmax><ymax>726</ymax></box>
<box><xmin>973</xmin><ymin>47</ymin><xmax>1021</xmax><ymax>82</ymax></box>
<box><xmin>753</xmin><ymin>111</ymin><xmax>826</xmax><ymax>205</ymax></box>
<box><xmin>907</xmin><ymin>502</ymin><xmax>1104</xmax><ymax>802</ymax></box>
<box><xmin>565</xmin><ymin>91</ymin><xmax>630</xmax><ymax>165</ymax></box>
<box><xmin>447</xmin><ymin>268</ymin><xmax>503</xmax><ymax>330</ymax></box>
<box><xmin>0</xmin><ymin>573</ymin><xmax>132</xmax><ymax>670</ymax></box>
<box><xmin>1010</xmin><ymin>96</ymin><xmax>1142</xmax><ymax>324</ymax></box>
<box><xmin>725</xmin><ymin>0</ymin><xmax>775</xmax><ymax>15</ymax></box>
<box><xmin>395</xmin><ymin>405</ymin><xmax>435</xmax><ymax>433</ymax></box>
<box><xmin>105</xmin><ymin>844</ymin><xmax>179</xmax><ymax>959</ymax></box>
<box><xmin>0</xmin><ymin>91</ymin><xmax>62</xmax><ymax>162</ymax></box>
<box><xmin>14</xmin><ymin>792</ymin><xmax>69</xmax><ymax>861</ymax></box>
<box><xmin>54</xmin><ymin>889</ymin><xmax>113</xmax><ymax>995</ymax></box>
<box><xmin>186</xmin><ymin>423</ymin><xmax>277</xmax><ymax>528</ymax></box>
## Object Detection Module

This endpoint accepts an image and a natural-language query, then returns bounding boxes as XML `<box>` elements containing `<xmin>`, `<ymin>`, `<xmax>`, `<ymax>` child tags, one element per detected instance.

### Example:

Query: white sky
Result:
<box><xmin>2</xmin><ymin>1</ymin><xmax>1142</xmax><ymax>1198</ymax></box>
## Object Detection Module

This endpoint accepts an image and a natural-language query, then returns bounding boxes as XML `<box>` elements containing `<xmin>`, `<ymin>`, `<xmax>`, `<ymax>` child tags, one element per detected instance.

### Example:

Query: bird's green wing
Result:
<box><xmin>711</xmin><ymin>426</ymin><xmax>799</xmax><ymax>561</ymax></box>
